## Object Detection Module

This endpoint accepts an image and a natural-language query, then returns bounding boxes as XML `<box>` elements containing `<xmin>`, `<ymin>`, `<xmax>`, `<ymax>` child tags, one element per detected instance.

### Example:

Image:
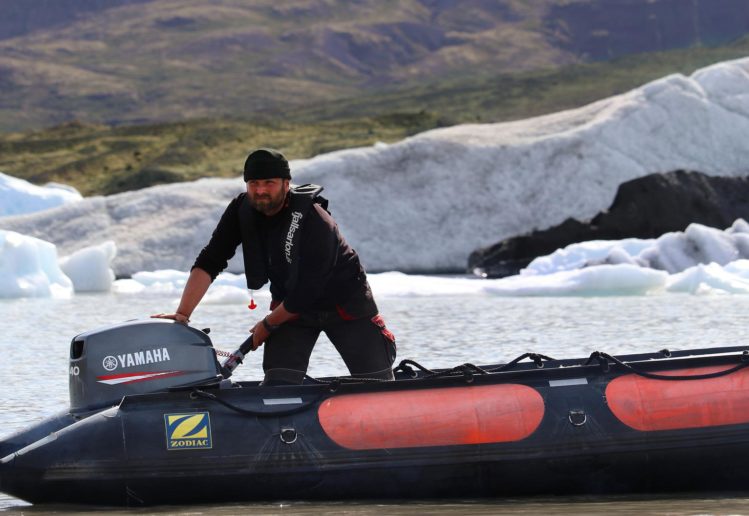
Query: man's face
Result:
<box><xmin>246</xmin><ymin>178</ymin><xmax>289</xmax><ymax>215</ymax></box>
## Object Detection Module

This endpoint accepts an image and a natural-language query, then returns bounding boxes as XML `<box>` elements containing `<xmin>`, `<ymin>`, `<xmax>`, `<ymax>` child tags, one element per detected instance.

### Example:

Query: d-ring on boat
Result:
<box><xmin>2</xmin><ymin>318</ymin><xmax>749</xmax><ymax>506</ymax></box>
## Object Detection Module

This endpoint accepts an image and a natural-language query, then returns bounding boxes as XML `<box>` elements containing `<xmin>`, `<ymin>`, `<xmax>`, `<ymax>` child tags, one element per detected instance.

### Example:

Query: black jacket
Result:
<box><xmin>193</xmin><ymin>187</ymin><xmax>377</xmax><ymax>317</ymax></box>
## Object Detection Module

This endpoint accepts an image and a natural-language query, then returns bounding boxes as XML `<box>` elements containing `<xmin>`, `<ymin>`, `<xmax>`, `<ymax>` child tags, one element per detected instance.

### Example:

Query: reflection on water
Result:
<box><xmin>5</xmin><ymin>496</ymin><xmax>749</xmax><ymax>515</ymax></box>
<box><xmin>2</xmin><ymin>291</ymin><xmax>749</xmax><ymax>513</ymax></box>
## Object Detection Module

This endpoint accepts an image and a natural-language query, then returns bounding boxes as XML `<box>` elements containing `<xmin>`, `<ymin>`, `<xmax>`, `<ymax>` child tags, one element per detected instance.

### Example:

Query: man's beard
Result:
<box><xmin>249</xmin><ymin>190</ymin><xmax>286</xmax><ymax>215</ymax></box>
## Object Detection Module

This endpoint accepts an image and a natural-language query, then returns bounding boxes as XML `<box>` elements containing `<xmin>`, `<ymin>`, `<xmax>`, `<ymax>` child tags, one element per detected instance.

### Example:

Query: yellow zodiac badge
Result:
<box><xmin>164</xmin><ymin>412</ymin><xmax>212</xmax><ymax>450</ymax></box>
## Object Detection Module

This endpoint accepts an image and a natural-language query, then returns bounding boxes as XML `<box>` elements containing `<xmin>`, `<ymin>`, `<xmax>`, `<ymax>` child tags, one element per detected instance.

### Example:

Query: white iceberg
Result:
<box><xmin>1</xmin><ymin>58</ymin><xmax>748</xmax><ymax>275</ymax></box>
<box><xmin>59</xmin><ymin>240</ymin><xmax>117</xmax><ymax>292</ymax></box>
<box><xmin>0</xmin><ymin>172</ymin><xmax>82</xmax><ymax>217</ymax></box>
<box><xmin>0</xmin><ymin>229</ymin><xmax>73</xmax><ymax>298</ymax></box>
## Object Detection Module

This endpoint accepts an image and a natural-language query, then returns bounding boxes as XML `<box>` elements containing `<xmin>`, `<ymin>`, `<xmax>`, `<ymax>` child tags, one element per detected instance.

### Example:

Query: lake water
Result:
<box><xmin>3</xmin><ymin>287</ymin><xmax>749</xmax><ymax>513</ymax></box>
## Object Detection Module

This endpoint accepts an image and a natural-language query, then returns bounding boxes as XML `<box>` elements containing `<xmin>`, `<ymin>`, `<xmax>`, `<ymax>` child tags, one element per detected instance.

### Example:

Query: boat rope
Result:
<box><xmin>190</xmin><ymin>388</ymin><xmax>326</xmax><ymax>417</ymax></box>
<box><xmin>190</xmin><ymin>371</ymin><xmax>394</xmax><ymax>416</ymax></box>
<box><xmin>303</xmin><ymin>375</ymin><xmax>389</xmax><ymax>386</ymax></box>
<box><xmin>486</xmin><ymin>353</ymin><xmax>555</xmax><ymax>372</ymax></box>
<box><xmin>393</xmin><ymin>353</ymin><xmax>556</xmax><ymax>380</ymax></box>
<box><xmin>393</xmin><ymin>360</ymin><xmax>484</xmax><ymax>382</ymax></box>
<box><xmin>214</xmin><ymin>346</ymin><xmax>749</xmax><ymax>388</ymax></box>
<box><xmin>584</xmin><ymin>350</ymin><xmax>749</xmax><ymax>380</ymax></box>
<box><xmin>393</xmin><ymin>359</ymin><xmax>436</xmax><ymax>377</ymax></box>
<box><xmin>423</xmin><ymin>363</ymin><xmax>488</xmax><ymax>382</ymax></box>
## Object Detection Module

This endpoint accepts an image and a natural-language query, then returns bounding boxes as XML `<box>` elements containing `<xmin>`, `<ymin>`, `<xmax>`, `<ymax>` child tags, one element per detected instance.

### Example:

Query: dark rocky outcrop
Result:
<box><xmin>469</xmin><ymin>170</ymin><xmax>749</xmax><ymax>278</ymax></box>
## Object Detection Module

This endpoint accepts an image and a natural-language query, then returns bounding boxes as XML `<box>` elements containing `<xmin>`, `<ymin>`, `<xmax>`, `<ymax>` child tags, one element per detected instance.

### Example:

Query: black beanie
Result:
<box><xmin>243</xmin><ymin>148</ymin><xmax>291</xmax><ymax>181</ymax></box>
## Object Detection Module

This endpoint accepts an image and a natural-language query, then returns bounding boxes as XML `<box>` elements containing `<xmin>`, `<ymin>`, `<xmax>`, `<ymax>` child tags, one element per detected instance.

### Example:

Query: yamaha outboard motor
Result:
<box><xmin>0</xmin><ymin>319</ymin><xmax>224</xmax><ymax>481</ymax></box>
<box><xmin>69</xmin><ymin>319</ymin><xmax>223</xmax><ymax>412</ymax></box>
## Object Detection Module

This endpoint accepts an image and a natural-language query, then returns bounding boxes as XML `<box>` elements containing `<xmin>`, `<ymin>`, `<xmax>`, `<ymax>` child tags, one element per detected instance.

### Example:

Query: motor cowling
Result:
<box><xmin>69</xmin><ymin>319</ymin><xmax>222</xmax><ymax>412</ymax></box>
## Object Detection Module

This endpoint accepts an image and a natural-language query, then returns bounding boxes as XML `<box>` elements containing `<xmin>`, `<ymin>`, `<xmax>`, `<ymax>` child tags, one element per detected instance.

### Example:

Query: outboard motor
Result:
<box><xmin>69</xmin><ymin>319</ymin><xmax>222</xmax><ymax>412</ymax></box>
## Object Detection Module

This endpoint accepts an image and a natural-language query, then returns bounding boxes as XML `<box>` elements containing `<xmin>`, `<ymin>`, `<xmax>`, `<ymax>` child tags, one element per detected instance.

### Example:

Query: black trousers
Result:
<box><xmin>262</xmin><ymin>310</ymin><xmax>396</xmax><ymax>385</ymax></box>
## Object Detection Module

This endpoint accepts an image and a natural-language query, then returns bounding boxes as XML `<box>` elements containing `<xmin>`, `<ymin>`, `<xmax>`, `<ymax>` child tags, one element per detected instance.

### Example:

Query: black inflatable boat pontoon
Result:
<box><xmin>2</xmin><ymin>319</ymin><xmax>749</xmax><ymax>506</ymax></box>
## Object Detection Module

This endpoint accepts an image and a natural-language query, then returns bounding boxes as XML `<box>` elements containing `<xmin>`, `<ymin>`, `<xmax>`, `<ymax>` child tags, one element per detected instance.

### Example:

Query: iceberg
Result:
<box><xmin>1</xmin><ymin>58</ymin><xmax>748</xmax><ymax>275</ymax></box>
<box><xmin>59</xmin><ymin>240</ymin><xmax>117</xmax><ymax>292</ymax></box>
<box><xmin>0</xmin><ymin>230</ymin><xmax>117</xmax><ymax>298</ymax></box>
<box><xmin>0</xmin><ymin>230</ymin><xmax>73</xmax><ymax>298</ymax></box>
<box><xmin>0</xmin><ymin>172</ymin><xmax>82</xmax><ymax>217</ymax></box>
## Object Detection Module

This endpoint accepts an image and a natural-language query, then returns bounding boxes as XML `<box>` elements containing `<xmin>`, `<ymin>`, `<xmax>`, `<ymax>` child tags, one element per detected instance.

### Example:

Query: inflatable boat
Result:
<box><xmin>2</xmin><ymin>318</ymin><xmax>749</xmax><ymax>506</ymax></box>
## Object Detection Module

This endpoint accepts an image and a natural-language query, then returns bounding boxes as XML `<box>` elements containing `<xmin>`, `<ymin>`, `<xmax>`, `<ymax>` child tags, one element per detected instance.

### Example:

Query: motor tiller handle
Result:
<box><xmin>220</xmin><ymin>333</ymin><xmax>255</xmax><ymax>378</ymax></box>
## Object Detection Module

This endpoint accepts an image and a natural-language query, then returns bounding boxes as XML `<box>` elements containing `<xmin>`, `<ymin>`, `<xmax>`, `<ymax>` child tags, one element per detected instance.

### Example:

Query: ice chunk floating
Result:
<box><xmin>0</xmin><ymin>230</ymin><xmax>72</xmax><ymax>298</ymax></box>
<box><xmin>0</xmin><ymin>230</ymin><xmax>116</xmax><ymax>298</ymax></box>
<box><xmin>0</xmin><ymin>172</ymin><xmax>81</xmax><ymax>217</ymax></box>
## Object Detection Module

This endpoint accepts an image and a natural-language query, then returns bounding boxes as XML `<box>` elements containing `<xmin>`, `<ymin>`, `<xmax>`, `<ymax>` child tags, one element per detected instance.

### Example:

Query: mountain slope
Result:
<box><xmin>3</xmin><ymin>37</ymin><xmax>749</xmax><ymax>196</ymax></box>
<box><xmin>1</xmin><ymin>0</ymin><xmax>747</xmax><ymax>132</ymax></box>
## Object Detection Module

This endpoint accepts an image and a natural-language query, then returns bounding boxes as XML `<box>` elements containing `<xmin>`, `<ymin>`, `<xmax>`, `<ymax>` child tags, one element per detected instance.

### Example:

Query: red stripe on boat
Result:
<box><xmin>95</xmin><ymin>371</ymin><xmax>185</xmax><ymax>385</ymax></box>
<box><xmin>606</xmin><ymin>365</ymin><xmax>749</xmax><ymax>431</ymax></box>
<box><xmin>318</xmin><ymin>384</ymin><xmax>544</xmax><ymax>450</ymax></box>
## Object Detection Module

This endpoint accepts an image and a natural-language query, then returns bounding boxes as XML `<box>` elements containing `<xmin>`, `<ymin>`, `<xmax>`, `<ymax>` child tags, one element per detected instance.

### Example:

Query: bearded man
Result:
<box><xmin>154</xmin><ymin>149</ymin><xmax>395</xmax><ymax>385</ymax></box>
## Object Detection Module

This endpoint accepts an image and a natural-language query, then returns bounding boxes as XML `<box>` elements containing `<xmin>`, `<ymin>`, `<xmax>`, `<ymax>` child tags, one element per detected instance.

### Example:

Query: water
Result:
<box><xmin>3</xmin><ymin>289</ymin><xmax>749</xmax><ymax>513</ymax></box>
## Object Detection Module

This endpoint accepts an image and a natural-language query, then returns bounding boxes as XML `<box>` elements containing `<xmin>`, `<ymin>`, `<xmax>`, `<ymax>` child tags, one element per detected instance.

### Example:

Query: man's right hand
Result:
<box><xmin>149</xmin><ymin>268</ymin><xmax>212</xmax><ymax>326</ymax></box>
<box><xmin>151</xmin><ymin>312</ymin><xmax>190</xmax><ymax>323</ymax></box>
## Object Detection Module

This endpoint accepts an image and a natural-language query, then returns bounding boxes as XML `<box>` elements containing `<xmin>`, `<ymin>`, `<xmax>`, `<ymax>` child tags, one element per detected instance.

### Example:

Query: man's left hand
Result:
<box><xmin>250</xmin><ymin>321</ymin><xmax>269</xmax><ymax>351</ymax></box>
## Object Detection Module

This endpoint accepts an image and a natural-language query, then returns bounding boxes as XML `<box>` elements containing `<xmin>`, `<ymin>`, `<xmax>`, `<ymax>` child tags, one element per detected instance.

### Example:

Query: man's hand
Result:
<box><xmin>249</xmin><ymin>303</ymin><xmax>296</xmax><ymax>351</ymax></box>
<box><xmin>250</xmin><ymin>320</ymin><xmax>269</xmax><ymax>350</ymax></box>
<box><xmin>150</xmin><ymin>268</ymin><xmax>212</xmax><ymax>326</ymax></box>
<box><xmin>151</xmin><ymin>312</ymin><xmax>190</xmax><ymax>323</ymax></box>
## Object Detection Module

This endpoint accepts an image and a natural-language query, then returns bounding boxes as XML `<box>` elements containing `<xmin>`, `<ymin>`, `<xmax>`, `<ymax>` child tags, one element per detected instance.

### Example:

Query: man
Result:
<box><xmin>154</xmin><ymin>149</ymin><xmax>395</xmax><ymax>385</ymax></box>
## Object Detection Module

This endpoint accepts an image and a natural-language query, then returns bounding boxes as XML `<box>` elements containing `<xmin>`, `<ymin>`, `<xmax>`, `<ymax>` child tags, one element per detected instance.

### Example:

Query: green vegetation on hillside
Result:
<box><xmin>1</xmin><ymin>39</ymin><xmax>747</xmax><ymax>196</ymax></box>
<box><xmin>0</xmin><ymin>113</ymin><xmax>444</xmax><ymax>195</ymax></box>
